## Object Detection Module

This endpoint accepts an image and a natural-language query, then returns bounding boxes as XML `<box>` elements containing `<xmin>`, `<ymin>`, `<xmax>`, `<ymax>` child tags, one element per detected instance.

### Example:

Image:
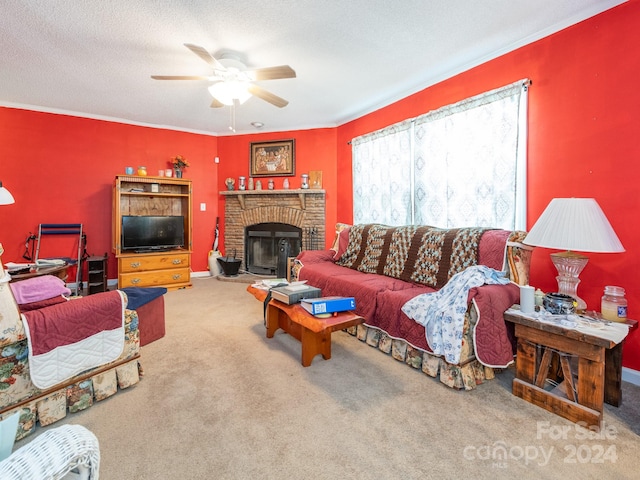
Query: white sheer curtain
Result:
<box><xmin>352</xmin><ymin>120</ymin><xmax>413</xmax><ymax>225</ymax></box>
<box><xmin>352</xmin><ymin>80</ymin><xmax>528</xmax><ymax>230</ymax></box>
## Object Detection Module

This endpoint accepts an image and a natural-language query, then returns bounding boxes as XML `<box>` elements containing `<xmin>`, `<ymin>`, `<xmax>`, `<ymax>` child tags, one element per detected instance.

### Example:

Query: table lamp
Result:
<box><xmin>0</xmin><ymin>181</ymin><xmax>14</xmax><ymax>278</ymax></box>
<box><xmin>0</xmin><ymin>181</ymin><xmax>15</xmax><ymax>205</ymax></box>
<box><xmin>523</xmin><ymin>198</ymin><xmax>624</xmax><ymax>311</ymax></box>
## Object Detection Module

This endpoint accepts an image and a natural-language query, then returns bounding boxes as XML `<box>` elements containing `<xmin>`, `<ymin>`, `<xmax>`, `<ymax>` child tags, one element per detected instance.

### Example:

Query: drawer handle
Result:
<box><xmin>172</xmin><ymin>259</ymin><xmax>182</xmax><ymax>265</ymax></box>
<box><xmin>172</xmin><ymin>274</ymin><xmax>182</xmax><ymax>280</ymax></box>
<box><xmin>130</xmin><ymin>262</ymin><xmax>141</xmax><ymax>268</ymax></box>
<box><xmin>131</xmin><ymin>278</ymin><xmax>141</xmax><ymax>284</ymax></box>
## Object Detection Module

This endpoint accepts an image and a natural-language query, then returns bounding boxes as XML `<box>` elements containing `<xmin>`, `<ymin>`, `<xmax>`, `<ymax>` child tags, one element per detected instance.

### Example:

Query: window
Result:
<box><xmin>352</xmin><ymin>80</ymin><xmax>528</xmax><ymax>230</ymax></box>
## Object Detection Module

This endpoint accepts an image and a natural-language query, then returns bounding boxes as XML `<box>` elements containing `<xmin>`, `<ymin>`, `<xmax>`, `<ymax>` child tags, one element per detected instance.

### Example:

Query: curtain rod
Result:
<box><xmin>347</xmin><ymin>79</ymin><xmax>532</xmax><ymax>144</ymax></box>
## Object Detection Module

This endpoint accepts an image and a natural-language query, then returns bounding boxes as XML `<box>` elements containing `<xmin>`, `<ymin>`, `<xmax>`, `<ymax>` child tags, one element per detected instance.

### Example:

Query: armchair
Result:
<box><xmin>1</xmin><ymin>245</ymin><xmax>141</xmax><ymax>441</ymax></box>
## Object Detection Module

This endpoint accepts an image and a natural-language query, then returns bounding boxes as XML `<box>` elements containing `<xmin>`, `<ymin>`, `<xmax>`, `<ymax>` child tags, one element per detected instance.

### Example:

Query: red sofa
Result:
<box><xmin>294</xmin><ymin>223</ymin><xmax>532</xmax><ymax>389</ymax></box>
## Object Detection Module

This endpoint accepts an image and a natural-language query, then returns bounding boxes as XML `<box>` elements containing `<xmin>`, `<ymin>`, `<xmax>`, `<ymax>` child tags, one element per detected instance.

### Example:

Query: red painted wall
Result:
<box><xmin>337</xmin><ymin>1</ymin><xmax>640</xmax><ymax>369</ymax></box>
<box><xmin>0</xmin><ymin>108</ymin><xmax>218</xmax><ymax>275</ymax></box>
<box><xmin>1</xmin><ymin>1</ymin><xmax>639</xmax><ymax>369</ymax></box>
<box><xmin>215</xmin><ymin>129</ymin><xmax>338</xmax><ymax>255</ymax></box>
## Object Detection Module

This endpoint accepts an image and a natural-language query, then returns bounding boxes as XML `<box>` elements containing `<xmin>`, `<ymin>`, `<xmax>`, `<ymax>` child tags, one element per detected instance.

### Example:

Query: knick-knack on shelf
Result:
<box><xmin>171</xmin><ymin>155</ymin><xmax>189</xmax><ymax>178</ymax></box>
<box><xmin>283</xmin><ymin>178</ymin><xmax>290</xmax><ymax>189</ymax></box>
<box><xmin>248</xmin><ymin>177</ymin><xmax>254</xmax><ymax>190</ymax></box>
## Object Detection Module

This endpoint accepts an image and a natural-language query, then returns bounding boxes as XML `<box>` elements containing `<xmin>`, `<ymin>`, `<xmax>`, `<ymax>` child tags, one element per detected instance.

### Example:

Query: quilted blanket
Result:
<box><xmin>337</xmin><ymin>224</ymin><xmax>491</xmax><ymax>288</ymax></box>
<box><xmin>21</xmin><ymin>290</ymin><xmax>126</xmax><ymax>389</ymax></box>
<box><xmin>298</xmin><ymin>238</ymin><xmax>520</xmax><ymax>368</ymax></box>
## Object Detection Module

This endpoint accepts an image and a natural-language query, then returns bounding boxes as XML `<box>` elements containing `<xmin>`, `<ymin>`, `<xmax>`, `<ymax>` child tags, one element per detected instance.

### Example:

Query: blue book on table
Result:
<box><xmin>300</xmin><ymin>296</ymin><xmax>356</xmax><ymax>315</ymax></box>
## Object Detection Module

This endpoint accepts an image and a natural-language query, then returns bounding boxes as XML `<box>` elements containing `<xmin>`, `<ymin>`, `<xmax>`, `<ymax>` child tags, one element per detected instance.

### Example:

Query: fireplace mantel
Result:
<box><xmin>220</xmin><ymin>189</ymin><xmax>325</xmax><ymax>210</ymax></box>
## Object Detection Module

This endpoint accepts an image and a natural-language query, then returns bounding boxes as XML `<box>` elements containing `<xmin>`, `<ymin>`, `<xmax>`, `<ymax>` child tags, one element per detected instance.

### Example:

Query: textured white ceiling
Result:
<box><xmin>0</xmin><ymin>0</ymin><xmax>626</xmax><ymax>135</ymax></box>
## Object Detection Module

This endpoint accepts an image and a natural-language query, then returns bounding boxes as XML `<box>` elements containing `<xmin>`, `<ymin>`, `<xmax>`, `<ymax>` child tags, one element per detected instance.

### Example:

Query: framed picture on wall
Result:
<box><xmin>250</xmin><ymin>139</ymin><xmax>295</xmax><ymax>177</ymax></box>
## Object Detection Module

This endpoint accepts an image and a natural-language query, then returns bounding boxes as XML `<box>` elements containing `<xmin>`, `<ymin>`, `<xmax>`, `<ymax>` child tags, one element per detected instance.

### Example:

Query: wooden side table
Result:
<box><xmin>504</xmin><ymin>309</ymin><xmax>634</xmax><ymax>426</ymax></box>
<box><xmin>9</xmin><ymin>263</ymin><xmax>69</xmax><ymax>283</ymax></box>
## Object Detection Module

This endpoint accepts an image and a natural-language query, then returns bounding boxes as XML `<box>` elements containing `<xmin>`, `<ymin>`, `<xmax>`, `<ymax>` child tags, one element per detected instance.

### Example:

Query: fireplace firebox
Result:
<box><xmin>245</xmin><ymin>223</ymin><xmax>302</xmax><ymax>275</ymax></box>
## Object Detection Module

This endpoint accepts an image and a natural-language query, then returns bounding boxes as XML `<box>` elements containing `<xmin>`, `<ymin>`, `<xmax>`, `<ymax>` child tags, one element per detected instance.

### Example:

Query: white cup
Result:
<box><xmin>165</xmin><ymin>169</ymin><xmax>173</xmax><ymax>177</ymax></box>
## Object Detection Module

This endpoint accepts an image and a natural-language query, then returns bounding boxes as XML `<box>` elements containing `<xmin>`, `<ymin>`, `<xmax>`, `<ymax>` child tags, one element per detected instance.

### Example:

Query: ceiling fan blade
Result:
<box><xmin>210</xmin><ymin>98</ymin><xmax>225</xmax><ymax>108</ymax></box>
<box><xmin>184</xmin><ymin>43</ymin><xmax>226</xmax><ymax>71</ymax></box>
<box><xmin>248</xmin><ymin>65</ymin><xmax>296</xmax><ymax>81</ymax></box>
<box><xmin>151</xmin><ymin>75</ymin><xmax>210</xmax><ymax>80</ymax></box>
<box><xmin>247</xmin><ymin>84</ymin><xmax>289</xmax><ymax>108</ymax></box>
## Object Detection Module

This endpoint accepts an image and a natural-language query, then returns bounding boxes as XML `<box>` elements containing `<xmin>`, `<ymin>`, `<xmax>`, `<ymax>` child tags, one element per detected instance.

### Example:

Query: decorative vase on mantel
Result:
<box><xmin>174</xmin><ymin>169</ymin><xmax>183</xmax><ymax>178</ymax></box>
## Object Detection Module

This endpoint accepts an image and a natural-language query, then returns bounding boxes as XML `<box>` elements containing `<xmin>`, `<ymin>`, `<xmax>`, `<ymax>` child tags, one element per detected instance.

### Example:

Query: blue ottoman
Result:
<box><xmin>121</xmin><ymin>287</ymin><xmax>167</xmax><ymax>346</ymax></box>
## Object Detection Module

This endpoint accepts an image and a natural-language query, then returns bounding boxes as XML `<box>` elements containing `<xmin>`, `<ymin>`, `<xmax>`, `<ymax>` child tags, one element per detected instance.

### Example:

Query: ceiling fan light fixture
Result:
<box><xmin>152</xmin><ymin>44</ymin><xmax>295</xmax><ymax>111</ymax></box>
<box><xmin>208</xmin><ymin>80</ymin><xmax>251</xmax><ymax>106</ymax></box>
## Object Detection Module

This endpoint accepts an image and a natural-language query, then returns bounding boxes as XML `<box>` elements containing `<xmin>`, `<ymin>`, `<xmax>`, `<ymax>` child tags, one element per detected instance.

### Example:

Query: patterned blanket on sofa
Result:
<box><xmin>336</xmin><ymin>224</ymin><xmax>491</xmax><ymax>288</ymax></box>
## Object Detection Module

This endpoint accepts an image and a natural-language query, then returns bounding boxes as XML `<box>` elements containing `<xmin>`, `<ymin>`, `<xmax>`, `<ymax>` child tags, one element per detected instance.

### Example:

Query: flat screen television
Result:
<box><xmin>121</xmin><ymin>215</ymin><xmax>185</xmax><ymax>252</ymax></box>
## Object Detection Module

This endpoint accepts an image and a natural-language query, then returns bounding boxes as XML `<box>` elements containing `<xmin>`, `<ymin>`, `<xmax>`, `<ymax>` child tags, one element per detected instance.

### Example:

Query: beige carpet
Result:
<box><xmin>15</xmin><ymin>278</ymin><xmax>640</xmax><ymax>479</ymax></box>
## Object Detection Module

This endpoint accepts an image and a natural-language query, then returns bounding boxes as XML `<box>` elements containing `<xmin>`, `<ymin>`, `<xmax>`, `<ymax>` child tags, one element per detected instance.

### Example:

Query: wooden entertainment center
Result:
<box><xmin>113</xmin><ymin>175</ymin><xmax>192</xmax><ymax>290</ymax></box>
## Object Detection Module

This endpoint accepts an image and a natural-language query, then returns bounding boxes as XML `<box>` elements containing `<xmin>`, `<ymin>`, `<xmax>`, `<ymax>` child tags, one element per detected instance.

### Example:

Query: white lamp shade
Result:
<box><xmin>0</xmin><ymin>182</ymin><xmax>15</xmax><ymax>205</ymax></box>
<box><xmin>523</xmin><ymin>198</ymin><xmax>624</xmax><ymax>253</ymax></box>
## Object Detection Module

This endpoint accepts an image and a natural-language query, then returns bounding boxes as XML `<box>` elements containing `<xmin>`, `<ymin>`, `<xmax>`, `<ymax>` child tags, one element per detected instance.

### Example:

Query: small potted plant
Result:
<box><xmin>171</xmin><ymin>155</ymin><xmax>190</xmax><ymax>178</ymax></box>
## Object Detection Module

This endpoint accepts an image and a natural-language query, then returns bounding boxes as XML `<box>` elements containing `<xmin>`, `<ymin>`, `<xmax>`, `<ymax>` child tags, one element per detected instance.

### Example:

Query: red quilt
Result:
<box><xmin>23</xmin><ymin>290</ymin><xmax>123</xmax><ymax>355</ymax></box>
<box><xmin>21</xmin><ymin>290</ymin><xmax>125</xmax><ymax>389</ymax></box>
<box><xmin>297</xmin><ymin>249</ymin><xmax>518</xmax><ymax>367</ymax></box>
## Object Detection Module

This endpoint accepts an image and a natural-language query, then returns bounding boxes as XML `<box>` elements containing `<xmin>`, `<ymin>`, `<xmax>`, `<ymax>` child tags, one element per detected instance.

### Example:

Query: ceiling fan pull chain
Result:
<box><xmin>229</xmin><ymin>104</ymin><xmax>236</xmax><ymax>133</ymax></box>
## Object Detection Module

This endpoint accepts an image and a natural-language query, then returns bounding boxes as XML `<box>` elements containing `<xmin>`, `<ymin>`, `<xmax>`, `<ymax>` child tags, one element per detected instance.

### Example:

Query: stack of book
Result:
<box><xmin>270</xmin><ymin>283</ymin><xmax>322</xmax><ymax>304</ymax></box>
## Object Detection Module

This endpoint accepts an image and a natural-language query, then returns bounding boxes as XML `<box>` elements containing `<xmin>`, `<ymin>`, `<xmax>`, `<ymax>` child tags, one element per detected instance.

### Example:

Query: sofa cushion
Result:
<box><xmin>297</xmin><ymin>258</ymin><xmax>381</xmax><ymax>321</ymax></box>
<box><xmin>329</xmin><ymin>223</ymin><xmax>352</xmax><ymax>260</ymax></box>
<box><xmin>337</xmin><ymin>224</ymin><xmax>492</xmax><ymax>288</ymax></box>
<box><xmin>333</xmin><ymin>226</ymin><xmax>351</xmax><ymax>260</ymax></box>
<box><xmin>374</xmin><ymin>285</ymin><xmax>436</xmax><ymax>352</ymax></box>
<box><xmin>298</xmin><ymin>253</ymin><xmax>419</xmax><ymax>323</ymax></box>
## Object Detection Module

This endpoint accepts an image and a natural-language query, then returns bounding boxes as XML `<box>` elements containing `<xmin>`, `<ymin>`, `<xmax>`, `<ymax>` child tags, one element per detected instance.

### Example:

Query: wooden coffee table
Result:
<box><xmin>247</xmin><ymin>285</ymin><xmax>364</xmax><ymax>366</ymax></box>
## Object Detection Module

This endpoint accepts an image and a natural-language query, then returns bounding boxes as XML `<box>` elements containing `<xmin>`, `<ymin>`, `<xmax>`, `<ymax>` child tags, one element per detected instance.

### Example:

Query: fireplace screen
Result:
<box><xmin>245</xmin><ymin>223</ymin><xmax>302</xmax><ymax>275</ymax></box>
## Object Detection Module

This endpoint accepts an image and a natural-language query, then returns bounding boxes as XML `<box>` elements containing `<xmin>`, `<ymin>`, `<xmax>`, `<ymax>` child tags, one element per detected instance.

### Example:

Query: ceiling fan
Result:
<box><xmin>151</xmin><ymin>44</ymin><xmax>296</xmax><ymax>108</ymax></box>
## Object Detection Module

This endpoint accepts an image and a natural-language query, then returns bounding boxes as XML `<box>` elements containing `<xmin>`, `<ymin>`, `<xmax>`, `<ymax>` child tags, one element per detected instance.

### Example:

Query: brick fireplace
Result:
<box><xmin>220</xmin><ymin>189</ymin><xmax>326</xmax><ymax>273</ymax></box>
